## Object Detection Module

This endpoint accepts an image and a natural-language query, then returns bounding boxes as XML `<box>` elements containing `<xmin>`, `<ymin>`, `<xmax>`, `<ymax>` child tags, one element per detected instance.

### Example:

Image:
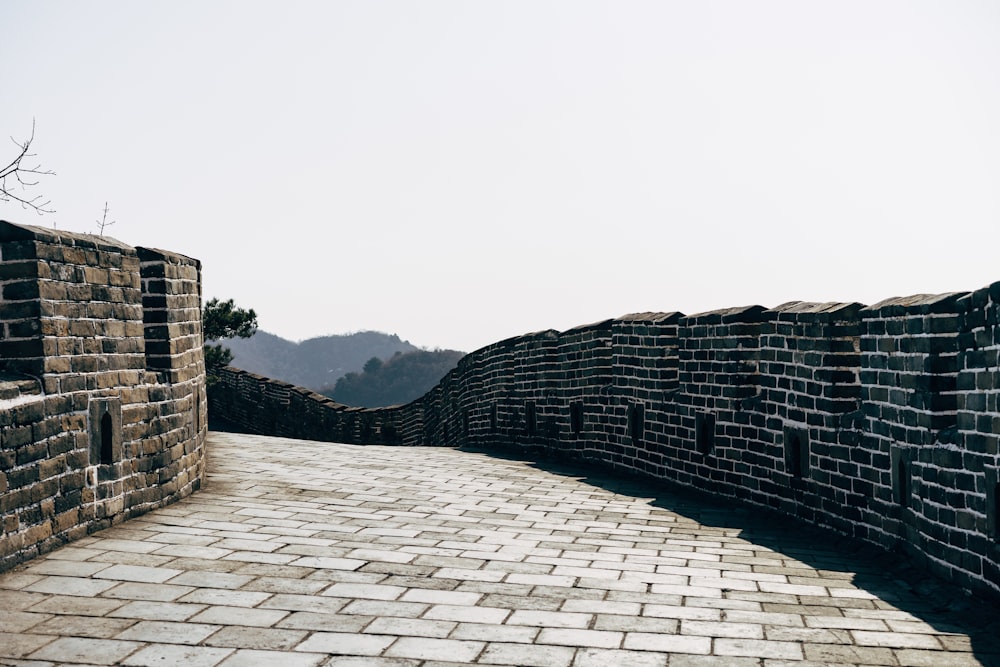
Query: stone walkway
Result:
<box><xmin>2</xmin><ymin>432</ymin><xmax>999</xmax><ymax>667</ymax></box>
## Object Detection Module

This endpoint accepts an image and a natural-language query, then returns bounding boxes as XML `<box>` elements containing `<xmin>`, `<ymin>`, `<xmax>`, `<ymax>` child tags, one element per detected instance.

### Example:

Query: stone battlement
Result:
<box><xmin>0</xmin><ymin>220</ymin><xmax>207</xmax><ymax>572</ymax></box>
<box><xmin>211</xmin><ymin>282</ymin><xmax>1000</xmax><ymax>600</ymax></box>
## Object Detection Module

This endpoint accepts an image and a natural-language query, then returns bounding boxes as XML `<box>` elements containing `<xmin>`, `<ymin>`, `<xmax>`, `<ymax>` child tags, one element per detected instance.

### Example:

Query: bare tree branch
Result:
<box><xmin>96</xmin><ymin>201</ymin><xmax>116</xmax><ymax>236</ymax></box>
<box><xmin>1</xmin><ymin>119</ymin><xmax>55</xmax><ymax>214</ymax></box>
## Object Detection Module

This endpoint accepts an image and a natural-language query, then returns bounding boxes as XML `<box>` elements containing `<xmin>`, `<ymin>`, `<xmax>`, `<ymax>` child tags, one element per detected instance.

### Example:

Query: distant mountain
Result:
<box><xmin>322</xmin><ymin>349</ymin><xmax>466</xmax><ymax>408</ymax></box>
<box><xmin>223</xmin><ymin>330</ymin><xmax>419</xmax><ymax>390</ymax></box>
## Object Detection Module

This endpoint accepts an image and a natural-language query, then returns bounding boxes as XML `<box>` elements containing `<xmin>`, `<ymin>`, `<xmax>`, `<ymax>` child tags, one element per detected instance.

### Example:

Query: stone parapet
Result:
<box><xmin>0</xmin><ymin>220</ymin><xmax>206</xmax><ymax>572</ymax></box>
<box><xmin>210</xmin><ymin>279</ymin><xmax>1000</xmax><ymax>600</ymax></box>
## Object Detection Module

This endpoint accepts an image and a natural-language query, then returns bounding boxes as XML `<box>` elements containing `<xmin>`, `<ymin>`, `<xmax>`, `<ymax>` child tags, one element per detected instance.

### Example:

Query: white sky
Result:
<box><xmin>2</xmin><ymin>1</ymin><xmax>998</xmax><ymax>352</ymax></box>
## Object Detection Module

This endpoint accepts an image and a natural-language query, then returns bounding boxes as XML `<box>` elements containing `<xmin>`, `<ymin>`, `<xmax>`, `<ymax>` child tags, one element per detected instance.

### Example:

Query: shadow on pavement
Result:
<box><xmin>472</xmin><ymin>445</ymin><xmax>1000</xmax><ymax>666</ymax></box>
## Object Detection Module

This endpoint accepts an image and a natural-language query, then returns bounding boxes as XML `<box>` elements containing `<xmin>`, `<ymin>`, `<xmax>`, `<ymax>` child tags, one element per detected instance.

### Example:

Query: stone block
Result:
<box><xmin>25</xmin><ymin>521</ymin><xmax>52</xmax><ymax>545</ymax></box>
<box><xmin>40</xmin><ymin>497</ymin><xmax>55</xmax><ymax>517</ymax></box>
<box><xmin>29</xmin><ymin>478</ymin><xmax>59</xmax><ymax>503</ymax></box>
<box><xmin>3</xmin><ymin>279</ymin><xmax>41</xmax><ymax>300</ymax></box>
<box><xmin>38</xmin><ymin>455</ymin><xmax>66</xmax><ymax>480</ymax></box>
<box><xmin>15</xmin><ymin>440</ymin><xmax>48</xmax><ymax>465</ymax></box>
<box><xmin>5</xmin><ymin>465</ymin><xmax>39</xmax><ymax>489</ymax></box>
<box><xmin>55</xmin><ymin>489</ymin><xmax>83</xmax><ymax>513</ymax></box>
<box><xmin>53</xmin><ymin>508</ymin><xmax>79</xmax><ymax>532</ymax></box>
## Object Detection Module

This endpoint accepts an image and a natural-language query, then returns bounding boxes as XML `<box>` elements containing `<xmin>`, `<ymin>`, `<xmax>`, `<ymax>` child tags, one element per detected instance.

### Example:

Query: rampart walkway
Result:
<box><xmin>2</xmin><ymin>432</ymin><xmax>999</xmax><ymax>666</ymax></box>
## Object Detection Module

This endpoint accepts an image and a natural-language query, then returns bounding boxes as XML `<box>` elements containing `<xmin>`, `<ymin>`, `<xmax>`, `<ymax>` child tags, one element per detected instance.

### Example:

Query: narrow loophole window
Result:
<box><xmin>100</xmin><ymin>411</ymin><xmax>114</xmax><ymax>464</ymax></box>
<box><xmin>526</xmin><ymin>402</ymin><xmax>537</xmax><ymax>436</ymax></box>
<box><xmin>898</xmin><ymin>458</ymin><xmax>910</xmax><ymax>509</ymax></box>
<box><xmin>785</xmin><ymin>429</ymin><xmax>808</xmax><ymax>478</ymax></box>
<box><xmin>992</xmin><ymin>483</ymin><xmax>1000</xmax><ymax>541</ymax></box>
<box><xmin>788</xmin><ymin>433</ymin><xmax>802</xmax><ymax>476</ymax></box>
<box><xmin>695</xmin><ymin>412</ymin><xmax>715</xmax><ymax>455</ymax></box>
<box><xmin>570</xmin><ymin>402</ymin><xmax>584</xmax><ymax>434</ymax></box>
<box><xmin>628</xmin><ymin>404</ymin><xmax>644</xmax><ymax>443</ymax></box>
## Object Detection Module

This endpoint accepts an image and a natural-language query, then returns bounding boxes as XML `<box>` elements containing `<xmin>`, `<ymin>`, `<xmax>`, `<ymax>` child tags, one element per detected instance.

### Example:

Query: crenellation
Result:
<box><xmin>210</xmin><ymin>276</ymin><xmax>1000</xmax><ymax>601</ymax></box>
<box><xmin>0</xmin><ymin>219</ymin><xmax>206</xmax><ymax>573</ymax></box>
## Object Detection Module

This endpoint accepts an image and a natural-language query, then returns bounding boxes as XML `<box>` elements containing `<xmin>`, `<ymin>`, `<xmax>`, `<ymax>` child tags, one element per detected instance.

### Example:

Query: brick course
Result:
<box><xmin>0</xmin><ymin>220</ymin><xmax>207</xmax><ymax>572</ymax></box>
<box><xmin>211</xmin><ymin>282</ymin><xmax>1000</xmax><ymax>600</ymax></box>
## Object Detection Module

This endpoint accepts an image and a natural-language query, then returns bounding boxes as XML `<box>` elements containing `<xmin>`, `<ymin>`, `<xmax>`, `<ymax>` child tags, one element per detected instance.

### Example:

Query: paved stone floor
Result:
<box><xmin>2</xmin><ymin>432</ymin><xmax>999</xmax><ymax>667</ymax></box>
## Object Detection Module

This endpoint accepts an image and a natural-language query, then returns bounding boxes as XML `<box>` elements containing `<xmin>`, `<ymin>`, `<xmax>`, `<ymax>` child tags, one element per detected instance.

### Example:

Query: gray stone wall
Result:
<box><xmin>0</xmin><ymin>221</ymin><xmax>207</xmax><ymax>572</ymax></box>
<box><xmin>209</xmin><ymin>282</ymin><xmax>1000</xmax><ymax>600</ymax></box>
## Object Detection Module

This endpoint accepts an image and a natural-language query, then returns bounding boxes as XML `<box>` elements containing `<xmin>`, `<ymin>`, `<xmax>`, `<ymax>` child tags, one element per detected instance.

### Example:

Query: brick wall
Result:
<box><xmin>954</xmin><ymin>285</ymin><xmax>1000</xmax><ymax>590</ymax></box>
<box><xmin>0</xmin><ymin>221</ymin><xmax>206</xmax><ymax>572</ymax></box>
<box><xmin>208</xmin><ymin>281</ymin><xmax>1000</xmax><ymax>599</ymax></box>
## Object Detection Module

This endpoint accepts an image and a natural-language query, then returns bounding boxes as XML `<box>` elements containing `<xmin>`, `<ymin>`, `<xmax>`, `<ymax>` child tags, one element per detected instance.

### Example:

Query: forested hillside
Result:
<box><xmin>322</xmin><ymin>349</ymin><xmax>465</xmax><ymax>407</ymax></box>
<box><xmin>224</xmin><ymin>331</ymin><xmax>418</xmax><ymax>390</ymax></box>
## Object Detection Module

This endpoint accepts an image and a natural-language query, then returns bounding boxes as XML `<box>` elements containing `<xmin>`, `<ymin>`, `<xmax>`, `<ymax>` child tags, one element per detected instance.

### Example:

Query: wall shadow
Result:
<box><xmin>469</xmin><ymin>445</ymin><xmax>1000</xmax><ymax>665</ymax></box>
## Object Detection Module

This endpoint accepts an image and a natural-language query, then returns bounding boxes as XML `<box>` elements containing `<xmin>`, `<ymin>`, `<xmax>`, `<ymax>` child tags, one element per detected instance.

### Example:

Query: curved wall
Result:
<box><xmin>210</xmin><ymin>284</ymin><xmax>1000</xmax><ymax>599</ymax></box>
<box><xmin>0</xmin><ymin>221</ymin><xmax>207</xmax><ymax>571</ymax></box>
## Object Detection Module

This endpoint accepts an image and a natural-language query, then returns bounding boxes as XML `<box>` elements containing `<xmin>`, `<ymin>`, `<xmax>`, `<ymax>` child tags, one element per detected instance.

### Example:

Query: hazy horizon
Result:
<box><xmin>2</xmin><ymin>1</ymin><xmax>998</xmax><ymax>352</ymax></box>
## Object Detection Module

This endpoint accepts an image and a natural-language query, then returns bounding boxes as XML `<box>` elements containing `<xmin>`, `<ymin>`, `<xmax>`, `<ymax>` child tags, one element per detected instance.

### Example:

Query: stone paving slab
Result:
<box><xmin>1</xmin><ymin>431</ymin><xmax>999</xmax><ymax>666</ymax></box>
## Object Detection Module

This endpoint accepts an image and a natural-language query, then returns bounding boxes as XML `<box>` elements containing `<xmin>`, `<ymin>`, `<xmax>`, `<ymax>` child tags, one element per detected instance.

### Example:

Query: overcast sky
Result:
<box><xmin>2</xmin><ymin>1</ymin><xmax>998</xmax><ymax>352</ymax></box>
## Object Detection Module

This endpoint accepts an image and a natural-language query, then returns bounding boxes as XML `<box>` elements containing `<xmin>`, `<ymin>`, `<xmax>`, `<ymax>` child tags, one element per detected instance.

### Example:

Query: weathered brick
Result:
<box><xmin>38</xmin><ymin>456</ymin><xmax>65</xmax><ymax>480</ymax></box>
